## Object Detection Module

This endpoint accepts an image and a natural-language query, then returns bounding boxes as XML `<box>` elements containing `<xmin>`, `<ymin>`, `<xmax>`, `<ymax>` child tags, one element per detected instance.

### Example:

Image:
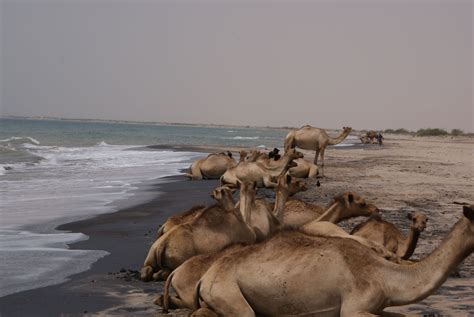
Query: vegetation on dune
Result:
<box><xmin>384</xmin><ymin>128</ymin><xmax>413</xmax><ymax>135</ymax></box>
<box><xmin>416</xmin><ymin>128</ymin><xmax>449</xmax><ymax>136</ymax></box>
<box><xmin>383</xmin><ymin>128</ymin><xmax>468</xmax><ymax>137</ymax></box>
<box><xmin>450</xmin><ymin>129</ymin><xmax>464</xmax><ymax>136</ymax></box>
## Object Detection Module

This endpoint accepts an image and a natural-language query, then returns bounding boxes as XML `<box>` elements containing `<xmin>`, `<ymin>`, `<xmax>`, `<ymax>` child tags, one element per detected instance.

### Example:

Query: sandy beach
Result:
<box><xmin>0</xmin><ymin>134</ymin><xmax>472</xmax><ymax>317</ymax></box>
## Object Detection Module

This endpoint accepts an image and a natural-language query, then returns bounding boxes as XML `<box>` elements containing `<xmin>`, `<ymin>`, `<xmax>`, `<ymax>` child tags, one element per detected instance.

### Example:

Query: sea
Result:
<box><xmin>0</xmin><ymin>118</ymin><xmax>357</xmax><ymax>298</ymax></box>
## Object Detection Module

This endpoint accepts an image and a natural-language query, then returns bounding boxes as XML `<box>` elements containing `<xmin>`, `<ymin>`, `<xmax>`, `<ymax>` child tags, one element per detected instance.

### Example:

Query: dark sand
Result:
<box><xmin>0</xmin><ymin>176</ymin><xmax>218</xmax><ymax>317</ymax></box>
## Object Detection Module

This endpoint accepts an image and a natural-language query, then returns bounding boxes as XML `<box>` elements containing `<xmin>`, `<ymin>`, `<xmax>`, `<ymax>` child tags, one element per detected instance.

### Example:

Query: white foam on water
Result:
<box><xmin>0</xmin><ymin>143</ymin><xmax>201</xmax><ymax>297</ymax></box>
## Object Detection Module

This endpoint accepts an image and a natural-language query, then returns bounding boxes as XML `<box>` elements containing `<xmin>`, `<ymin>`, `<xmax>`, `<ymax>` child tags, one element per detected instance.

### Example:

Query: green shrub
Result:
<box><xmin>416</xmin><ymin>128</ymin><xmax>449</xmax><ymax>136</ymax></box>
<box><xmin>451</xmin><ymin>129</ymin><xmax>464</xmax><ymax>136</ymax></box>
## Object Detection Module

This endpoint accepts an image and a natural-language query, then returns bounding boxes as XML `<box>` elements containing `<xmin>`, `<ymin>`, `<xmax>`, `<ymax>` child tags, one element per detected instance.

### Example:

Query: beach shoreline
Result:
<box><xmin>0</xmin><ymin>175</ymin><xmax>219</xmax><ymax>317</ymax></box>
<box><xmin>0</xmin><ymin>135</ymin><xmax>473</xmax><ymax>316</ymax></box>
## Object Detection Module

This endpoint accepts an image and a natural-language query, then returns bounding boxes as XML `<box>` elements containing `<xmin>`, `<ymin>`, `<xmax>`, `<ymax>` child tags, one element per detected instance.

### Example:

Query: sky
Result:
<box><xmin>1</xmin><ymin>0</ymin><xmax>472</xmax><ymax>131</ymax></box>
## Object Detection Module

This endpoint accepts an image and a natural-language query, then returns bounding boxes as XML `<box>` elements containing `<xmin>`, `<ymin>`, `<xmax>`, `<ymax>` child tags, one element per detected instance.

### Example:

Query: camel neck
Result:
<box><xmin>239</xmin><ymin>186</ymin><xmax>255</xmax><ymax>225</ymax></box>
<box><xmin>382</xmin><ymin>218</ymin><xmax>472</xmax><ymax>306</ymax></box>
<box><xmin>398</xmin><ymin>227</ymin><xmax>421</xmax><ymax>260</ymax></box>
<box><xmin>273</xmin><ymin>189</ymin><xmax>289</xmax><ymax>223</ymax></box>
<box><xmin>327</xmin><ymin>130</ymin><xmax>349</xmax><ymax>145</ymax></box>
<box><xmin>219</xmin><ymin>196</ymin><xmax>235</xmax><ymax>211</ymax></box>
<box><xmin>315</xmin><ymin>203</ymin><xmax>341</xmax><ymax>223</ymax></box>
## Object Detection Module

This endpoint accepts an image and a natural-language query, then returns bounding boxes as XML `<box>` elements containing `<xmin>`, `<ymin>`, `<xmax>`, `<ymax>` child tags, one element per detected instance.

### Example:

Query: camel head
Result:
<box><xmin>407</xmin><ymin>211</ymin><xmax>428</xmax><ymax>232</ymax></box>
<box><xmin>334</xmin><ymin>192</ymin><xmax>379</xmax><ymax>218</ymax></box>
<box><xmin>285</xmin><ymin>148</ymin><xmax>304</xmax><ymax>160</ymax></box>
<box><xmin>211</xmin><ymin>186</ymin><xmax>236</xmax><ymax>210</ymax></box>
<box><xmin>288</xmin><ymin>179</ymin><xmax>308</xmax><ymax>196</ymax></box>
<box><xmin>239</xmin><ymin>150</ymin><xmax>248</xmax><ymax>162</ymax></box>
<box><xmin>342</xmin><ymin>126</ymin><xmax>353</xmax><ymax>134</ymax></box>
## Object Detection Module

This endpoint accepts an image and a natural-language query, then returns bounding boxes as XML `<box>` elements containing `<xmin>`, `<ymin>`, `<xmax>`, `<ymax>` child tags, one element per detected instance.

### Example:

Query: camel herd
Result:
<box><xmin>140</xmin><ymin>125</ymin><xmax>474</xmax><ymax>316</ymax></box>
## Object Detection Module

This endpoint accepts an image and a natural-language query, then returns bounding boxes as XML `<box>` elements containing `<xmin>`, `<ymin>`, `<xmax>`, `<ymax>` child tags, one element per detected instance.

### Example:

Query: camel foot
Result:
<box><xmin>140</xmin><ymin>266</ymin><xmax>153</xmax><ymax>282</ymax></box>
<box><xmin>191</xmin><ymin>308</ymin><xmax>219</xmax><ymax>317</ymax></box>
<box><xmin>152</xmin><ymin>269</ymin><xmax>171</xmax><ymax>281</ymax></box>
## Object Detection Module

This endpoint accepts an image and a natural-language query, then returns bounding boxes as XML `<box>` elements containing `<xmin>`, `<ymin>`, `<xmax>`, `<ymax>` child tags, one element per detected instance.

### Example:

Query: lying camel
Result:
<box><xmin>185</xmin><ymin>151</ymin><xmax>236</xmax><ymax>180</ymax></box>
<box><xmin>288</xmin><ymin>158</ymin><xmax>319</xmax><ymax>179</ymax></box>
<box><xmin>220</xmin><ymin>149</ymin><xmax>303</xmax><ymax>188</ymax></box>
<box><xmin>351</xmin><ymin>211</ymin><xmax>428</xmax><ymax>260</ymax></box>
<box><xmin>157</xmin><ymin>172</ymin><xmax>298</xmax><ymax>312</ymax></box>
<box><xmin>157</xmin><ymin>187</ymin><xmax>235</xmax><ymax>238</ymax></box>
<box><xmin>281</xmin><ymin>192</ymin><xmax>379</xmax><ymax>229</ymax></box>
<box><xmin>140</xmin><ymin>186</ymin><xmax>255</xmax><ymax>281</ymax></box>
<box><xmin>192</xmin><ymin>205</ymin><xmax>474</xmax><ymax>317</ymax></box>
<box><xmin>284</xmin><ymin>125</ymin><xmax>352</xmax><ymax>177</ymax></box>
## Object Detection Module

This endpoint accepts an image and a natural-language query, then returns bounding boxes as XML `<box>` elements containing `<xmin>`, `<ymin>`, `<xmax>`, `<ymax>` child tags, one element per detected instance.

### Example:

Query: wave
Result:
<box><xmin>0</xmin><ymin>136</ymin><xmax>40</xmax><ymax>145</ymax></box>
<box><xmin>223</xmin><ymin>136</ymin><xmax>260</xmax><ymax>140</ymax></box>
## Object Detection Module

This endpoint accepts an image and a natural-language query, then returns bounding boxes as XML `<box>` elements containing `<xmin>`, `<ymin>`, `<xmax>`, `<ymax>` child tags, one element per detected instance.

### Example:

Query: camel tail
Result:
<box><xmin>141</xmin><ymin>238</ymin><xmax>166</xmax><ymax>281</ymax></box>
<box><xmin>162</xmin><ymin>270</ymin><xmax>175</xmax><ymax>313</ymax></box>
<box><xmin>189</xmin><ymin>161</ymin><xmax>203</xmax><ymax>180</ymax></box>
<box><xmin>193</xmin><ymin>280</ymin><xmax>203</xmax><ymax>310</ymax></box>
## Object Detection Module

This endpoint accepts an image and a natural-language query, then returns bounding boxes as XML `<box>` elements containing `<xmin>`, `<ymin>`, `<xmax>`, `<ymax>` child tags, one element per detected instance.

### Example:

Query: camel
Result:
<box><xmin>351</xmin><ymin>211</ymin><xmax>428</xmax><ymax>260</ymax></box>
<box><xmin>140</xmin><ymin>186</ymin><xmax>256</xmax><ymax>281</ymax></box>
<box><xmin>220</xmin><ymin>149</ymin><xmax>303</xmax><ymax>188</ymax></box>
<box><xmin>281</xmin><ymin>192</ymin><xmax>379</xmax><ymax>229</ymax></box>
<box><xmin>185</xmin><ymin>151</ymin><xmax>236</xmax><ymax>180</ymax></box>
<box><xmin>288</xmin><ymin>158</ymin><xmax>319</xmax><ymax>179</ymax></box>
<box><xmin>284</xmin><ymin>125</ymin><xmax>352</xmax><ymax>177</ymax></box>
<box><xmin>157</xmin><ymin>187</ymin><xmax>235</xmax><ymax>239</ymax></box>
<box><xmin>157</xmin><ymin>172</ymin><xmax>299</xmax><ymax>312</ymax></box>
<box><xmin>192</xmin><ymin>205</ymin><xmax>474</xmax><ymax>317</ymax></box>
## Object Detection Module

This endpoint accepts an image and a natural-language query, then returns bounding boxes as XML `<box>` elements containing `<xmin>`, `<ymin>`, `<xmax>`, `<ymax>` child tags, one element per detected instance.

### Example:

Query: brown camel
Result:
<box><xmin>284</xmin><ymin>125</ymin><xmax>352</xmax><ymax>177</ymax></box>
<box><xmin>281</xmin><ymin>192</ymin><xmax>379</xmax><ymax>229</ymax></box>
<box><xmin>220</xmin><ymin>149</ymin><xmax>302</xmax><ymax>188</ymax></box>
<box><xmin>192</xmin><ymin>205</ymin><xmax>474</xmax><ymax>317</ymax></box>
<box><xmin>157</xmin><ymin>172</ymin><xmax>298</xmax><ymax>312</ymax></box>
<box><xmin>351</xmin><ymin>211</ymin><xmax>428</xmax><ymax>260</ymax></box>
<box><xmin>140</xmin><ymin>186</ymin><xmax>255</xmax><ymax>281</ymax></box>
<box><xmin>185</xmin><ymin>152</ymin><xmax>236</xmax><ymax>180</ymax></box>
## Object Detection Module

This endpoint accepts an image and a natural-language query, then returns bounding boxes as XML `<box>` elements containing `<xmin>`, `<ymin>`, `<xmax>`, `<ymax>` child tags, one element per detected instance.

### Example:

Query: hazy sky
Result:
<box><xmin>1</xmin><ymin>0</ymin><xmax>472</xmax><ymax>131</ymax></box>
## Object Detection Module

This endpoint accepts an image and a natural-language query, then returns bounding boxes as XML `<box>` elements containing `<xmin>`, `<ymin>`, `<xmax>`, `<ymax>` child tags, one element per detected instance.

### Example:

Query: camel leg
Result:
<box><xmin>198</xmin><ymin>283</ymin><xmax>255</xmax><ymax>317</ymax></box>
<box><xmin>191</xmin><ymin>308</ymin><xmax>219</xmax><ymax>317</ymax></box>
<box><xmin>319</xmin><ymin>147</ymin><xmax>326</xmax><ymax>177</ymax></box>
<box><xmin>313</xmin><ymin>150</ymin><xmax>320</xmax><ymax>165</ymax></box>
<box><xmin>154</xmin><ymin>295</ymin><xmax>185</xmax><ymax>310</ymax></box>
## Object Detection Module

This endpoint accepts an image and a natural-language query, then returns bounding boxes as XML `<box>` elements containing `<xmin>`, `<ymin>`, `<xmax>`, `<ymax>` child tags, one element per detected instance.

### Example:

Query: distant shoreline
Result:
<box><xmin>0</xmin><ymin>115</ymin><xmax>296</xmax><ymax>131</ymax></box>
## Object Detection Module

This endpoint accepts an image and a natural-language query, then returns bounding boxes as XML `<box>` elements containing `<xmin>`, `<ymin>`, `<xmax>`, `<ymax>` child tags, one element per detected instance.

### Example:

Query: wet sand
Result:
<box><xmin>0</xmin><ymin>134</ymin><xmax>472</xmax><ymax>316</ymax></box>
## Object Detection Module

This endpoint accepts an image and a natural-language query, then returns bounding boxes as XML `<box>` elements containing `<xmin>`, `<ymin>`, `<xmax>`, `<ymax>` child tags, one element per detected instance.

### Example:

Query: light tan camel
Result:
<box><xmin>185</xmin><ymin>152</ymin><xmax>236</xmax><ymax>180</ymax></box>
<box><xmin>192</xmin><ymin>205</ymin><xmax>474</xmax><ymax>317</ymax></box>
<box><xmin>140</xmin><ymin>186</ymin><xmax>255</xmax><ymax>281</ymax></box>
<box><xmin>281</xmin><ymin>192</ymin><xmax>379</xmax><ymax>229</ymax></box>
<box><xmin>351</xmin><ymin>211</ymin><xmax>428</xmax><ymax>260</ymax></box>
<box><xmin>157</xmin><ymin>187</ymin><xmax>235</xmax><ymax>239</ymax></box>
<box><xmin>220</xmin><ymin>149</ymin><xmax>303</xmax><ymax>188</ymax></box>
<box><xmin>157</xmin><ymin>172</ymin><xmax>298</xmax><ymax>313</ymax></box>
<box><xmin>284</xmin><ymin>125</ymin><xmax>352</xmax><ymax>176</ymax></box>
<box><xmin>288</xmin><ymin>158</ymin><xmax>319</xmax><ymax>179</ymax></box>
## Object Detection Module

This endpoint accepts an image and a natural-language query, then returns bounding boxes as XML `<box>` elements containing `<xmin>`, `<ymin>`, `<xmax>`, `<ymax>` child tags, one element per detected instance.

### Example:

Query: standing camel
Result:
<box><xmin>284</xmin><ymin>125</ymin><xmax>352</xmax><ymax>177</ymax></box>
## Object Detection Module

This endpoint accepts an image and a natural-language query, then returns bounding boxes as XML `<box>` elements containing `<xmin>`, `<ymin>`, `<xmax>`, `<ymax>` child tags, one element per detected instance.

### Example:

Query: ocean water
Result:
<box><xmin>0</xmin><ymin>118</ymin><xmax>357</xmax><ymax>297</ymax></box>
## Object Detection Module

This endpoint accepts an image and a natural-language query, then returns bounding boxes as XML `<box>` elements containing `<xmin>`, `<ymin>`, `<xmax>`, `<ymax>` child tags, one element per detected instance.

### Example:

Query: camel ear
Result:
<box><xmin>407</xmin><ymin>212</ymin><xmax>413</xmax><ymax>220</ymax></box>
<box><xmin>347</xmin><ymin>193</ymin><xmax>354</xmax><ymax>204</ymax></box>
<box><xmin>463</xmin><ymin>205</ymin><xmax>474</xmax><ymax>221</ymax></box>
